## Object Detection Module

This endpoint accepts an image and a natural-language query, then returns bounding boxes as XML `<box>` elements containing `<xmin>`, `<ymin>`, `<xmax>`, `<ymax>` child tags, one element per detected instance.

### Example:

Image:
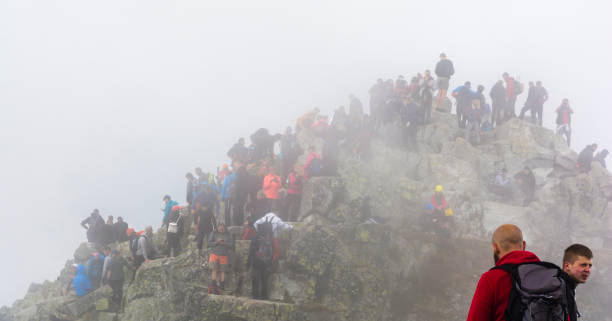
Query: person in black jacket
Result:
<box><xmin>81</xmin><ymin>209</ymin><xmax>105</xmax><ymax>244</ymax></box>
<box><xmin>113</xmin><ymin>217</ymin><xmax>129</xmax><ymax>243</ymax></box>
<box><xmin>166</xmin><ymin>206</ymin><xmax>184</xmax><ymax>257</ymax></box>
<box><xmin>561</xmin><ymin>244</ymin><xmax>593</xmax><ymax>321</ymax></box>
<box><xmin>489</xmin><ymin>80</ymin><xmax>506</xmax><ymax>127</ymax></box>
<box><xmin>577</xmin><ymin>144</ymin><xmax>598</xmax><ymax>173</ymax></box>
<box><xmin>519</xmin><ymin>82</ymin><xmax>538</xmax><ymax>122</ymax></box>
<box><xmin>434</xmin><ymin>53</ymin><xmax>455</xmax><ymax>107</ymax></box>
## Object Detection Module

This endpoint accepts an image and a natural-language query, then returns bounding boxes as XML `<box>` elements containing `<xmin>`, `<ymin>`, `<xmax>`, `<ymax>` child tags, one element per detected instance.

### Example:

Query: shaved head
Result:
<box><xmin>492</xmin><ymin>224</ymin><xmax>526</xmax><ymax>263</ymax></box>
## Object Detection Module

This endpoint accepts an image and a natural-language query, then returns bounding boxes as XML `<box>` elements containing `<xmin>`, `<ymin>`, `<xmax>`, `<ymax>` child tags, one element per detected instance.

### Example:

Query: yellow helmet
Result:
<box><xmin>435</xmin><ymin>185</ymin><xmax>443</xmax><ymax>192</ymax></box>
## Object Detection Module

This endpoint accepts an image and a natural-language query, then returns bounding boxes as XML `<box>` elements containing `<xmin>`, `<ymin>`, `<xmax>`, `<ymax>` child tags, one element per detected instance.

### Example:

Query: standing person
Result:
<box><xmin>555</xmin><ymin>98</ymin><xmax>574</xmax><ymax>147</ymax></box>
<box><xmin>194</xmin><ymin>203</ymin><xmax>216</xmax><ymax>259</ymax></box>
<box><xmin>81</xmin><ymin>209</ymin><xmax>105</xmax><ymax>244</ymax></box>
<box><xmin>514</xmin><ymin>166</ymin><xmax>536</xmax><ymax>206</ymax></box>
<box><xmin>101</xmin><ymin>247</ymin><xmax>112</xmax><ymax>286</ymax></box>
<box><xmin>113</xmin><ymin>217</ymin><xmax>128</xmax><ymax>243</ymax></box>
<box><xmin>466</xmin><ymin>224</ymin><xmax>541</xmax><ymax>321</ymax></box>
<box><xmin>420</xmin><ymin>70</ymin><xmax>436</xmax><ymax>123</ymax></box>
<box><xmin>464</xmin><ymin>96</ymin><xmax>482</xmax><ymax>145</ymax></box>
<box><xmin>221</xmin><ymin>169</ymin><xmax>236</xmax><ymax>227</ymax></box>
<box><xmin>434</xmin><ymin>53</ymin><xmax>455</xmax><ymax>107</ymax></box>
<box><xmin>518</xmin><ymin>82</ymin><xmax>537</xmax><ymax>122</ymax></box>
<box><xmin>254</xmin><ymin>212</ymin><xmax>294</xmax><ymax>237</ymax></box>
<box><xmin>73</xmin><ymin>265</ymin><xmax>92</xmax><ymax>297</ymax></box>
<box><xmin>185</xmin><ymin>172</ymin><xmax>198</xmax><ymax>211</ymax></box>
<box><xmin>207</xmin><ymin>223</ymin><xmax>234</xmax><ymax>292</ymax></box>
<box><xmin>134</xmin><ymin>226</ymin><xmax>160</xmax><ymax>269</ymax></box>
<box><xmin>303</xmin><ymin>146</ymin><xmax>322</xmax><ymax>180</ymax></box>
<box><xmin>577</xmin><ymin>144</ymin><xmax>598</xmax><ymax>173</ymax></box>
<box><xmin>594</xmin><ymin>149</ymin><xmax>608</xmax><ymax>168</ymax></box>
<box><xmin>227</xmin><ymin>138</ymin><xmax>249</xmax><ymax>163</ymax></box>
<box><xmin>166</xmin><ymin>205</ymin><xmax>184</xmax><ymax>258</ymax></box>
<box><xmin>534</xmin><ymin>81</ymin><xmax>548</xmax><ymax>126</ymax></box>
<box><xmin>562</xmin><ymin>244</ymin><xmax>593</xmax><ymax>321</ymax></box>
<box><xmin>106</xmin><ymin>249</ymin><xmax>131</xmax><ymax>307</ymax></box>
<box><xmin>233</xmin><ymin>160</ymin><xmax>249</xmax><ymax>227</ymax></box>
<box><xmin>452</xmin><ymin>81</ymin><xmax>475</xmax><ymax>129</ymax></box>
<box><xmin>246</xmin><ymin>220</ymin><xmax>279</xmax><ymax>300</ymax></box>
<box><xmin>503</xmin><ymin>72</ymin><xmax>521</xmax><ymax>118</ymax></box>
<box><xmin>489</xmin><ymin>80</ymin><xmax>506</xmax><ymax>127</ymax></box>
<box><xmin>262</xmin><ymin>167</ymin><xmax>282</xmax><ymax>211</ymax></box>
<box><xmin>161</xmin><ymin>195</ymin><xmax>178</xmax><ymax>227</ymax></box>
<box><xmin>126</xmin><ymin>228</ymin><xmax>139</xmax><ymax>260</ymax></box>
<box><xmin>284</xmin><ymin>166</ymin><xmax>303</xmax><ymax>222</ymax></box>
<box><xmin>106</xmin><ymin>215</ymin><xmax>114</xmax><ymax>225</ymax></box>
<box><xmin>86</xmin><ymin>252</ymin><xmax>105</xmax><ymax>290</ymax></box>
<box><xmin>280</xmin><ymin>127</ymin><xmax>299</xmax><ymax>180</ymax></box>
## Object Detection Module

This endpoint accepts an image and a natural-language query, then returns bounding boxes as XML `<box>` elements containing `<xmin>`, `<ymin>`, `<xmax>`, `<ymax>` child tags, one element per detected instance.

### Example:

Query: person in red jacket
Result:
<box><xmin>284</xmin><ymin>165</ymin><xmax>303</xmax><ymax>221</ymax></box>
<box><xmin>262</xmin><ymin>167</ymin><xmax>282</xmax><ymax>210</ymax></box>
<box><xmin>466</xmin><ymin>224</ymin><xmax>540</xmax><ymax>321</ymax></box>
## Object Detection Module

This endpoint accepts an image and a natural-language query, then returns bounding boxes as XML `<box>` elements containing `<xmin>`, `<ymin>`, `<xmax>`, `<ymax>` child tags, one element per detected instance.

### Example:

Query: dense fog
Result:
<box><xmin>0</xmin><ymin>0</ymin><xmax>611</xmax><ymax>308</ymax></box>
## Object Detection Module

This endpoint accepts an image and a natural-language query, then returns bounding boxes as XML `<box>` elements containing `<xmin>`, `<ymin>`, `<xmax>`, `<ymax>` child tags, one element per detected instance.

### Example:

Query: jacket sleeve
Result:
<box><xmin>466</xmin><ymin>274</ymin><xmax>494</xmax><ymax>321</ymax></box>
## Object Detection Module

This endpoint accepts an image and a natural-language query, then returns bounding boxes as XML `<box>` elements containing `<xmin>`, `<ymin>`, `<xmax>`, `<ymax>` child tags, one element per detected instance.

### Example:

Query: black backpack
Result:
<box><xmin>255</xmin><ymin>235</ymin><xmax>275</xmax><ymax>266</ymax></box>
<box><xmin>491</xmin><ymin>262</ymin><xmax>569</xmax><ymax>321</ymax></box>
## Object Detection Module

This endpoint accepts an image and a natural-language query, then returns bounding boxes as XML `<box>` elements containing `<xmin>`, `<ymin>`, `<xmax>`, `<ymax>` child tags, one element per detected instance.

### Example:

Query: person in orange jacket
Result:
<box><xmin>262</xmin><ymin>167</ymin><xmax>282</xmax><ymax>210</ymax></box>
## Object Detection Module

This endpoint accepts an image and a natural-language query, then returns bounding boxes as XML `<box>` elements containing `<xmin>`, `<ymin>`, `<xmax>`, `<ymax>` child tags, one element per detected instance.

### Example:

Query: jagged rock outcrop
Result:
<box><xmin>3</xmin><ymin>111</ymin><xmax>611</xmax><ymax>321</ymax></box>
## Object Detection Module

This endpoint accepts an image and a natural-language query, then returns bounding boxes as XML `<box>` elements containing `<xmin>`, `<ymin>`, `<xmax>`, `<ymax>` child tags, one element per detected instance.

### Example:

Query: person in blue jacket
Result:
<box><xmin>73</xmin><ymin>264</ymin><xmax>92</xmax><ymax>297</ymax></box>
<box><xmin>452</xmin><ymin>81</ymin><xmax>476</xmax><ymax>129</ymax></box>
<box><xmin>162</xmin><ymin>195</ymin><xmax>178</xmax><ymax>226</ymax></box>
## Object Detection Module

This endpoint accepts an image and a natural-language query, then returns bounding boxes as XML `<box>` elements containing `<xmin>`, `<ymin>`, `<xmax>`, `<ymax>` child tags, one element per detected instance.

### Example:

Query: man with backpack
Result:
<box><xmin>503</xmin><ymin>72</ymin><xmax>522</xmax><ymax>119</ymax></box>
<box><xmin>207</xmin><ymin>223</ymin><xmax>234</xmax><ymax>293</ymax></box>
<box><xmin>247</xmin><ymin>218</ymin><xmax>279</xmax><ymax>300</ymax></box>
<box><xmin>161</xmin><ymin>195</ymin><xmax>178</xmax><ymax>227</ymax></box>
<box><xmin>106</xmin><ymin>249</ymin><xmax>132</xmax><ymax>307</ymax></box>
<box><xmin>452</xmin><ymin>81</ymin><xmax>476</xmax><ymax>129</ymax></box>
<box><xmin>303</xmin><ymin>146</ymin><xmax>322</xmax><ymax>180</ymax></box>
<box><xmin>254</xmin><ymin>212</ymin><xmax>293</xmax><ymax>236</ymax></box>
<box><xmin>562</xmin><ymin>244</ymin><xmax>593</xmax><ymax>321</ymax></box>
<box><xmin>166</xmin><ymin>205</ymin><xmax>184</xmax><ymax>257</ymax></box>
<box><xmin>467</xmin><ymin>224</ymin><xmax>577</xmax><ymax>321</ymax></box>
<box><xmin>126</xmin><ymin>228</ymin><xmax>140</xmax><ymax>261</ymax></box>
<box><xmin>86</xmin><ymin>251</ymin><xmax>105</xmax><ymax>290</ymax></box>
<box><xmin>134</xmin><ymin>226</ymin><xmax>160</xmax><ymax>269</ymax></box>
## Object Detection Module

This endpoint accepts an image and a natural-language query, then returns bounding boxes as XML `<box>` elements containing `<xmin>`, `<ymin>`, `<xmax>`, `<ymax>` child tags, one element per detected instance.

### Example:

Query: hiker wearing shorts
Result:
<box><xmin>207</xmin><ymin>223</ymin><xmax>233</xmax><ymax>291</ymax></box>
<box><xmin>434</xmin><ymin>53</ymin><xmax>455</xmax><ymax>107</ymax></box>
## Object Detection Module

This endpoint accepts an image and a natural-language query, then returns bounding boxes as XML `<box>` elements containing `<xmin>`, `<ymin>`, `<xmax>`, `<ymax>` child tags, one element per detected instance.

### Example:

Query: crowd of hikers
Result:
<box><xmin>68</xmin><ymin>52</ymin><xmax>604</xmax><ymax>318</ymax></box>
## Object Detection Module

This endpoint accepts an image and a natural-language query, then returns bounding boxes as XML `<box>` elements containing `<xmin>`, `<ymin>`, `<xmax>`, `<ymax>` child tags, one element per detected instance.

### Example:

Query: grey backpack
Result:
<box><xmin>492</xmin><ymin>262</ymin><xmax>569</xmax><ymax>321</ymax></box>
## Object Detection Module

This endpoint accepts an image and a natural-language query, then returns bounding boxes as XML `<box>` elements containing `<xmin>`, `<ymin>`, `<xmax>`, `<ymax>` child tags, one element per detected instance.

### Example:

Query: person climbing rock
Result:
<box><xmin>284</xmin><ymin>165</ymin><xmax>303</xmax><ymax>221</ymax></box>
<box><xmin>106</xmin><ymin>249</ymin><xmax>132</xmax><ymax>307</ymax></box>
<box><xmin>134</xmin><ymin>226</ymin><xmax>160</xmax><ymax>269</ymax></box>
<box><xmin>555</xmin><ymin>98</ymin><xmax>573</xmax><ymax>147</ymax></box>
<box><xmin>577</xmin><ymin>144</ymin><xmax>598</xmax><ymax>173</ymax></box>
<box><xmin>166</xmin><ymin>205</ymin><xmax>184</xmax><ymax>257</ymax></box>
<box><xmin>207</xmin><ymin>223</ymin><xmax>233</xmax><ymax>292</ymax></box>
<box><xmin>254</xmin><ymin>212</ymin><xmax>293</xmax><ymax>236</ymax></box>
<box><xmin>514</xmin><ymin>166</ymin><xmax>536</xmax><ymax>206</ymax></box>
<box><xmin>562</xmin><ymin>244</ymin><xmax>593</xmax><ymax>321</ymax></box>
<box><xmin>435</xmin><ymin>53</ymin><xmax>455</xmax><ymax>107</ymax></box>
<box><xmin>518</xmin><ymin>82</ymin><xmax>537</xmax><ymax>122</ymax></box>
<box><xmin>466</xmin><ymin>224</ymin><xmax>540</xmax><ymax>321</ymax></box>
<box><xmin>194</xmin><ymin>202</ymin><xmax>215</xmax><ymax>258</ymax></box>
<box><xmin>303</xmin><ymin>146</ymin><xmax>322</xmax><ymax>180</ymax></box>
<box><xmin>161</xmin><ymin>195</ymin><xmax>178</xmax><ymax>227</ymax></box>
<box><xmin>247</xmin><ymin>218</ymin><xmax>279</xmax><ymax>300</ymax></box>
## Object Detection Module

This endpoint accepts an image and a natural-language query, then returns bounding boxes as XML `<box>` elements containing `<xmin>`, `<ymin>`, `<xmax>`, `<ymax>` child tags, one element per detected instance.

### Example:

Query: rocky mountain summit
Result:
<box><xmin>2</xmin><ymin>111</ymin><xmax>611</xmax><ymax>321</ymax></box>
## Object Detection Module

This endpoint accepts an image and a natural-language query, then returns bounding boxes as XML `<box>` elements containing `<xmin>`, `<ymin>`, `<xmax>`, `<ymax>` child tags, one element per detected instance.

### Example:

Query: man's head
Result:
<box><xmin>563</xmin><ymin>244</ymin><xmax>593</xmax><ymax>284</ymax></box>
<box><xmin>477</xmin><ymin>85</ymin><xmax>484</xmax><ymax>93</ymax></box>
<box><xmin>536</xmin><ymin>80</ymin><xmax>542</xmax><ymax>87</ymax></box>
<box><xmin>502</xmin><ymin>72</ymin><xmax>509</xmax><ymax>80</ymax></box>
<box><xmin>145</xmin><ymin>226</ymin><xmax>153</xmax><ymax>237</ymax></box>
<box><xmin>163</xmin><ymin>195</ymin><xmax>171</xmax><ymax>203</ymax></box>
<box><xmin>591</xmin><ymin>144</ymin><xmax>598</xmax><ymax>151</ymax></box>
<box><xmin>117</xmin><ymin>216</ymin><xmax>123</xmax><ymax>222</ymax></box>
<box><xmin>102</xmin><ymin>246</ymin><xmax>111</xmax><ymax>256</ymax></box>
<box><xmin>464</xmin><ymin>81</ymin><xmax>471</xmax><ymax>88</ymax></box>
<box><xmin>195</xmin><ymin>167</ymin><xmax>203</xmax><ymax>176</ymax></box>
<box><xmin>529</xmin><ymin>81</ymin><xmax>534</xmax><ymax>88</ymax></box>
<box><xmin>492</xmin><ymin>224</ymin><xmax>526</xmax><ymax>263</ymax></box>
<box><xmin>186</xmin><ymin>172</ymin><xmax>194</xmax><ymax>180</ymax></box>
<box><xmin>439</xmin><ymin>52</ymin><xmax>447</xmax><ymax>59</ymax></box>
<box><xmin>218</xmin><ymin>223</ymin><xmax>226</xmax><ymax>233</ymax></box>
<box><xmin>107</xmin><ymin>215</ymin><xmax>114</xmax><ymax>222</ymax></box>
<box><xmin>425</xmin><ymin>69</ymin><xmax>431</xmax><ymax>78</ymax></box>
<box><xmin>238</xmin><ymin>137</ymin><xmax>245</xmax><ymax>145</ymax></box>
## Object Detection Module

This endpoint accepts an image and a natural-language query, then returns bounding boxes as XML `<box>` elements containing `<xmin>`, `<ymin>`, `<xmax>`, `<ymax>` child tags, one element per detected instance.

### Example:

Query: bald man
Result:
<box><xmin>466</xmin><ymin>224</ymin><xmax>540</xmax><ymax>321</ymax></box>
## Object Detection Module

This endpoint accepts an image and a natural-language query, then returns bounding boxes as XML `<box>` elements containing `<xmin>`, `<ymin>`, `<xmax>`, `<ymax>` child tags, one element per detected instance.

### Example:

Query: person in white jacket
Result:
<box><xmin>254</xmin><ymin>212</ymin><xmax>293</xmax><ymax>236</ymax></box>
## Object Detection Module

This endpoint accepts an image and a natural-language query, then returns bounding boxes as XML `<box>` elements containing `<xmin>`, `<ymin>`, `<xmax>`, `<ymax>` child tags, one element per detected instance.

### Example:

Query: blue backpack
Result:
<box><xmin>309</xmin><ymin>158</ymin><xmax>322</xmax><ymax>176</ymax></box>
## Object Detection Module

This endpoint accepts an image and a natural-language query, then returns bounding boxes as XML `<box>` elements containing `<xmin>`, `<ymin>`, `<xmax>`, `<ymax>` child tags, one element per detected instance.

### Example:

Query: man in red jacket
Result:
<box><xmin>466</xmin><ymin>224</ymin><xmax>540</xmax><ymax>321</ymax></box>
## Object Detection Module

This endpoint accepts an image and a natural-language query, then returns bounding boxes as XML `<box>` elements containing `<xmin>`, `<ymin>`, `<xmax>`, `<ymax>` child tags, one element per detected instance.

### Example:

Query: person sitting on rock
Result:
<box><xmin>134</xmin><ymin>226</ymin><xmax>160</xmax><ymax>269</ymax></box>
<box><xmin>577</xmin><ymin>144</ymin><xmax>598</xmax><ymax>173</ymax></box>
<box><xmin>247</xmin><ymin>219</ymin><xmax>279</xmax><ymax>300</ymax></box>
<box><xmin>73</xmin><ymin>264</ymin><xmax>92</xmax><ymax>297</ymax></box>
<box><xmin>514</xmin><ymin>166</ymin><xmax>536</xmax><ymax>206</ymax></box>
<box><xmin>106</xmin><ymin>249</ymin><xmax>132</xmax><ymax>307</ymax></box>
<box><xmin>207</xmin><ymin>223</ymin><xmax>234</xmax><ymax>292</ymax></box>
<box><xmin>430</xmin><ymin>185</ymin><xmax>449</xmax><ymax>217</ymax></box>
<box><xmin>254</xmin><ymin>212</ymin><xmax>293</xmax><ymax>237</ymax></box>
<box><xmin>303</xmin><ymin>146</ymin><xmax>322</xmax><ymax>180</ymax></box>
<box><xmin>166</xmin><ymin>205</ymin><xmax>184</xmax><ymax>258</ymax></box>
<box><xmin>491</xmin><ymin>168</ymin><xmax>513</xmax><ymax>197</ymax></box>
<box><xmin>594</xmin><ymin>149</ymin><xmax>608</xmax><ymax>169</ymax></box>
<box><xmin>86</xmin><ymin>251</ymin><xmax>105</xmax><ymax>289</ymax></box>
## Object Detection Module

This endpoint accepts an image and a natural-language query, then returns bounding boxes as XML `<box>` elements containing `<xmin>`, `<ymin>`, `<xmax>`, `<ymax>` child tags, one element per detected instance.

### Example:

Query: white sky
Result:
<box><xmin>0</xmin><ymin>0</ymin><xmax>611</xmax><ymax>306</ymax></box>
